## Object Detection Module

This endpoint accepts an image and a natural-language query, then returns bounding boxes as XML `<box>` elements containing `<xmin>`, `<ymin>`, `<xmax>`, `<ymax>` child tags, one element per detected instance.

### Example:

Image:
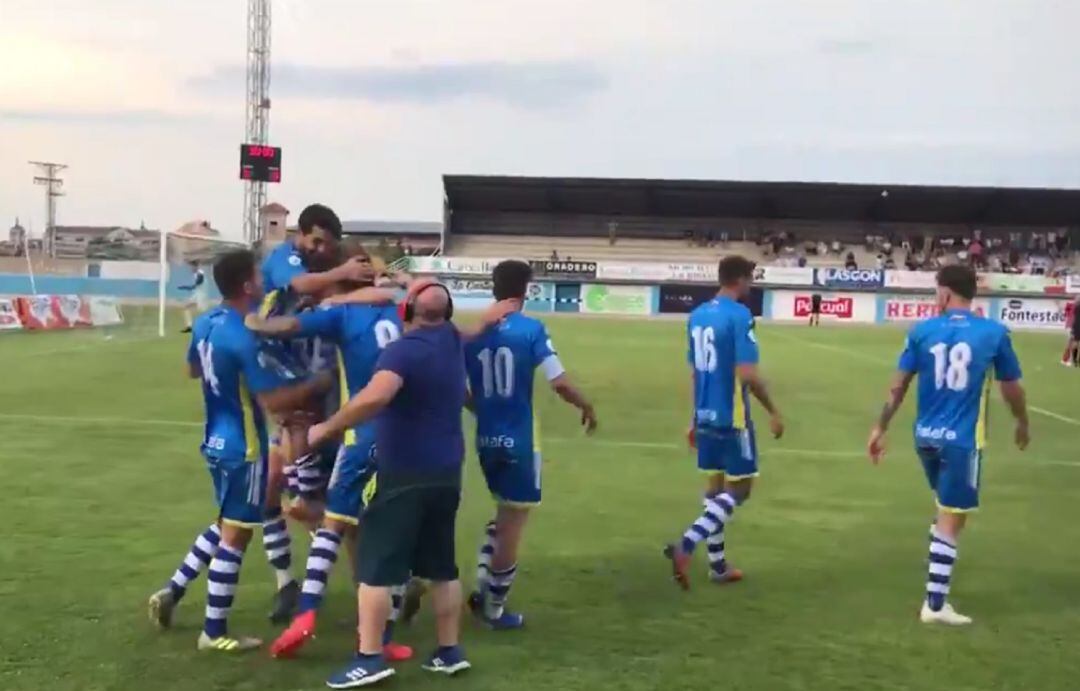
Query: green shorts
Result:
<box><xmin>356</xmin><ymin>470</ymin><xmax>461</xmax><ymax>586</ymax></box>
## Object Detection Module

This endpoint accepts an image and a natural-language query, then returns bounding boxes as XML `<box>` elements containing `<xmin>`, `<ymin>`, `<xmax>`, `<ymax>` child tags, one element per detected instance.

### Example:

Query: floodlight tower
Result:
<box><xmin>242</xmin><ymin>0</ymin><xmax>272</xmax><ymax>244</ymax></box>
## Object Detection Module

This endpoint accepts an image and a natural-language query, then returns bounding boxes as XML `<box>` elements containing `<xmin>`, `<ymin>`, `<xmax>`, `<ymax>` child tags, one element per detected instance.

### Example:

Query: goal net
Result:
<box><xmin>157</xmin><ymin>227</ymin><xmax>250</xmax><ymax>337</ymax></box>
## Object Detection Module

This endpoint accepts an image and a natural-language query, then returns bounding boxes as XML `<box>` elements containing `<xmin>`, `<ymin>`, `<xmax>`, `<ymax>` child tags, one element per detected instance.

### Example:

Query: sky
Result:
<box><xmin>1</xmin><ymin>0</ymin><xmax>1079</xmax><ymax>240</ymax></box>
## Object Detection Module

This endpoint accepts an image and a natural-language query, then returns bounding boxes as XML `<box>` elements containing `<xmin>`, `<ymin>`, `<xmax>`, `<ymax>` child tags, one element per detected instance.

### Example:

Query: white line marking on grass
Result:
<box><xmin>0</xmin><ymin>410</ymin><xmax>1074</xmax><ymax>466</ymax></box>
<box><xmin>1029</xmin><ymin>406</ymin><xmax>1080</xmax><ymax>426</ymax></box>
<box><xmin>0</xmin><ymin>412</ymin><xmax>200</xmax><ymax>428</ymax></box>
<box><xmin>771</xmin><ymin>331</ymin><xmax>1080</xmax><ymax>429</ymax></box>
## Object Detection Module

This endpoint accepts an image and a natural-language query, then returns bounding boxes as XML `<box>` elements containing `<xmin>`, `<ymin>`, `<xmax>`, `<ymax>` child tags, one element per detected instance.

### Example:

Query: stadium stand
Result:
<box><xmin>443</xmin><ymin>176</ymin><xmax>1080</xmax><ymax>274</ymax></box>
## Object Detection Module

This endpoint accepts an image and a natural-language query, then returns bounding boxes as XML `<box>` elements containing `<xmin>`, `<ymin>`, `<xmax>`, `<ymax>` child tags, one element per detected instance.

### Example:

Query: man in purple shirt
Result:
<box><xmin>309</xmin><ymin>281</ymin><xmax>472</xmax><ymax>688</ymax></box>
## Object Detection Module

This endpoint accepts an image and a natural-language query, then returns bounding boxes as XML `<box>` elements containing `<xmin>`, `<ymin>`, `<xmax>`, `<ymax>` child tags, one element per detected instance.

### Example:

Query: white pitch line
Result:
<box><xmin>771</xmin><ymin>330</ymin><xmax>1080</xmax><ymax>429</ymax></box>
<box><xmin>0</xmin><ymin>410</ymin><xmax>1075</xmax><ymax>466</ymax></box>
<box><xmin>1029</xmin><ymin>406</ymin><xmax>1080</xmax><ymax>426</ymax></box>
<box><xmin>0</xmin><ymin>412</ymin><xmax>200</xmax><ymax>428</ymax></box>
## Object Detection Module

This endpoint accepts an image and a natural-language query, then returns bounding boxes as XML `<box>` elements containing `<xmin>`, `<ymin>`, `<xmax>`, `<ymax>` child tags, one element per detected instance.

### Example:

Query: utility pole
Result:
<box><xmin>29</xmin><ymin>161</ymin><xmax>67</xmax><ymax>257</ymax></box>
<box><xmin>243</xmin><ymin>0</ymin><xmax>272</xmax><ymax>244</ymax></box>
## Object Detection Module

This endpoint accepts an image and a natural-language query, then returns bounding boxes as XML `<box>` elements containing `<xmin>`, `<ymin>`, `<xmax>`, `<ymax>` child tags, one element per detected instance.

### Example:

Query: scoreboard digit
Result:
<box><xmin>239</xmin><ymin>144</ymin><xmax>282</xmax><ymax>183</ymax></box>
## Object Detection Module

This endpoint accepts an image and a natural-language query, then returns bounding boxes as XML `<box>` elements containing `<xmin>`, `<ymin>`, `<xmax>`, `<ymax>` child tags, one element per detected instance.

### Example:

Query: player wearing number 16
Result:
<box><xmin>664</xmin><ymin>255</ymin><xmax>784</xmax><ymax>590</ymax></box>
<box><xmin>867</xmin><ymin>264</ymin><xmax>1029</xmax><ymax>626</ymax></box>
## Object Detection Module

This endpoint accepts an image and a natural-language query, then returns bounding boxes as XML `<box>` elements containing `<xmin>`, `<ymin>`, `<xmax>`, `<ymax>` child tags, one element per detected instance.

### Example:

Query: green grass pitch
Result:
<box><xmin>2</xmin><ymin>309</ymin><xmax>1079</xmax><ymax>690</ymax></box>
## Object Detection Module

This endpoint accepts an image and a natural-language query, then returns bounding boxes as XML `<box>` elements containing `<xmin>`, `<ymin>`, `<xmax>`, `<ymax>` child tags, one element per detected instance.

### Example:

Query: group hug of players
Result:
<box><xmin>146</xmin><ymin>201</ymin><xmax>1031</xmax><ymax>683</ymax></box>
<box><xmin>145</xmin><ymin>204</ymin><xmax>596</xmax><ymax>667</ymax></box>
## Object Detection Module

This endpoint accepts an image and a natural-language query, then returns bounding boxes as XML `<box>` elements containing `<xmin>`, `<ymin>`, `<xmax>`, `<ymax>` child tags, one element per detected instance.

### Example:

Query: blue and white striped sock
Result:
<box><xmin>681</xmin><ymin>492</ymin><xmax>737</xmax><ymax>554</ymax></box>
<box><xmin>476</xmin><ymin>520</ymin><xmax>497</xmax><ymax>595</ymax></box>
<box><xmin>298</xmin><ymin>528</ymin><xmax>342</xmax><ymax>613</ymax></box>
<box><xmin>262</xmin><ymin>508</ymin><xmax>295</xmax><ymax>589</ymax></box>
<box><xmin>168</xmin><ymin>523</ymin><xmax>221</xmax><ymax>602</ymax></box>
<box><xmin>204</xmin><ymin>543</ymin><xmax>245</xmax><ymax>639</ymax></box>
<box><xmin>927</xmin><ymin>527</ymin><xmax>958</xmax><ymax>612</ymax></box>
<box><xmin>706</xmin><ymin>527</ymin><xmax>727</xmax><ymax>576</ymax></box>
<box><xmin>485</xmin><ymin>564</ymin><xmax>518</xmax><ymax>619</ymax></box>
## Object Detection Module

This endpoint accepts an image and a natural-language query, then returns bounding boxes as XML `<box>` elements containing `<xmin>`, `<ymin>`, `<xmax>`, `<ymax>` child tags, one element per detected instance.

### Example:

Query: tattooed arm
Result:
<box><xmin>867</xmin><ymin>370</ymin><xmax>915</xmax><ymax>464</ymax></box>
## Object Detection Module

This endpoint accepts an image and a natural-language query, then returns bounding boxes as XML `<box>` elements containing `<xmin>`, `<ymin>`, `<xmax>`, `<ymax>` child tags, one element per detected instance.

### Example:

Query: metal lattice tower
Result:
<box><xmin>242</xmin><ymin>0</ymin><xmax>272</xmax><ymax>245</ymax></box>
<box><xmin>29</xmin><ymin>161</ymin><xmax>67</xmax><ymax>257</ymax></box>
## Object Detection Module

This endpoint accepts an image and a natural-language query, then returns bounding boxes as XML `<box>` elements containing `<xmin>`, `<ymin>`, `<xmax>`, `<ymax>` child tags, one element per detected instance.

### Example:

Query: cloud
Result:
<box><xmin>816</xmin><ymin>38</ymin><xmax>877</xmax><ymax>56</ymax></box>
<box><xmin>0</xmin><ymin>108</ymin><xmax>206</xmax><ymax>126</ymax></box>
<box><xmin>189</xmin><ymin>60</ymin><xmax>607</xmax><ymax>109</ymax></box>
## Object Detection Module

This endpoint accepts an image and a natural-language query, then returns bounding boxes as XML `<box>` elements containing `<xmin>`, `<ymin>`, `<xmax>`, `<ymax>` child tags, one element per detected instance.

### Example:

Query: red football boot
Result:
<box><xmin>270</xmin><ymin>609</ymin><xmax>317</xmax><ymax>659</ymax></box>
<box><xmin>383</xmin><ymin>641</ymin><xmax>414</xmax><ymax>663</ymax></box>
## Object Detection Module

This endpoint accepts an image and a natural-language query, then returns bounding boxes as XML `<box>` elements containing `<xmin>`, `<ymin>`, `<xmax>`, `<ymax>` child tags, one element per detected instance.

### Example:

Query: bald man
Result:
<box><xmin>311</xmin><ymin>281</ymin><xmax>472</xmax><ymax>687</ymax></box>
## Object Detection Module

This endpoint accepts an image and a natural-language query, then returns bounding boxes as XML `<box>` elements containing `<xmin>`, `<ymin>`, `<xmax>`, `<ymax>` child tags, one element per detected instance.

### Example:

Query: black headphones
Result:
<box><xmin>401</xmin><ymin>281</ymin><xmax>454</xmax><ymax>323</ymax></box>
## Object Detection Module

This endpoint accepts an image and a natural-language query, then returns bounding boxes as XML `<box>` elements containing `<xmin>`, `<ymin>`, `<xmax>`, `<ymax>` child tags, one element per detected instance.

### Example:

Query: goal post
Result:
<box><xmin>158</xmin><ymin>228</ymin><xmax>250</xmax><ymax>337</ymax></box>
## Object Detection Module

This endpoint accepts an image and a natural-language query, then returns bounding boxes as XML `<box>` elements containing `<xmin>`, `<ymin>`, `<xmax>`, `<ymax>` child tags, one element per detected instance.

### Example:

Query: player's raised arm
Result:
<box><xmin>993</xmin><ymin>331</ymin><xmax>1030</xmax><ymax>450</ymax></box>
<box><xmin>245</xmin><ymin>313</ymin><xmax>303</xmax><ymax>338</ymax></box>
<box><xmin>457</xmin><ymin>298</ymin><xmax>522</xmax><ymax>341</ymax></box>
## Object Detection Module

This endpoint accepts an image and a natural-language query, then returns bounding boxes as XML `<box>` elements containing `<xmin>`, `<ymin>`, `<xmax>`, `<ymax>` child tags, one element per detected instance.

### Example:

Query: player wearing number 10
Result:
<box><xmin>665</xmin><ymin>255</ymin><xmax>784</xmax><ymax>590</ymax></box>
<box><xmin>868</xmin><ymin>264</ymin><xmax>1030</xmax><ymax>626</ymax></box>
<box><xmin>463</xmin><ymin>260</ymin><xmax>597</xmax><ymax>630</ymax></box>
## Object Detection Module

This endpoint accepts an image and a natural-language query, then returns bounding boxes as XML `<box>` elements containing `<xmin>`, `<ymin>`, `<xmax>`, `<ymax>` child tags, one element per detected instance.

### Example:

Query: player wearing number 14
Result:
<box><xmin>868</xmin><ymin>264</ymin><xmax>1029</xmax><ymax>626</ymax></box>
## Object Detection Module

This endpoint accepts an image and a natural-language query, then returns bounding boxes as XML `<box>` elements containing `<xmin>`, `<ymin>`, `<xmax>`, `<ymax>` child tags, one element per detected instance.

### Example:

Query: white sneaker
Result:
<box><xmin>197</xmin><ymin>631</ymin><xmax>262</xmax><ymax>652</ymax></box>
<box><xmin>919</xmin><ymin>602</ymin><xmax>972</xmax><ymax>626</ymax></box>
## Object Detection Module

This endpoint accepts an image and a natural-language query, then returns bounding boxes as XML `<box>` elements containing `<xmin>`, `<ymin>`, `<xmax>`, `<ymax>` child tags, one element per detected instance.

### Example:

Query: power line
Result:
<box><xmin>29</xmin><ymin>161</ymin><xmax>67</xmax><ymax>257</ymax></box>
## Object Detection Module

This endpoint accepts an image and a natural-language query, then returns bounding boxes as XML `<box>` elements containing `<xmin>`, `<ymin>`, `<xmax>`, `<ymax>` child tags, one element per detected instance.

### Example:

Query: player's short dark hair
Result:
<box><xmin>937</xmin><ymin>264</ymin><xmax>977</xmax><ymax>300</ymax></box>
<box><xmin>718</xmin><ymin>255</ymin><xmax>755</xmax><ymax>287</ymax></box>
<box><xmin>297</xmin><ymin>203</ymin><xmax>342</xmax><ymax>239</ymax></box>
<box><xmin>213</xmin><ymin>249</ymin><xmax>258</xmax><ymax>299</ymax></box>
<box><xmin>492</xmin><ymin>260</ymin><xmax>532</xmax><ymax>300</ymax></box>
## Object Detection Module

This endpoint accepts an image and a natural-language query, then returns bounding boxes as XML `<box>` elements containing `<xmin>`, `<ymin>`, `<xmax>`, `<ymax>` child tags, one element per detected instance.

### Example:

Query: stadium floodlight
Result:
<box><xmin>158</xmin><ymin>227</ymin><xmax>249</xmax><ymax>337</ymax></box>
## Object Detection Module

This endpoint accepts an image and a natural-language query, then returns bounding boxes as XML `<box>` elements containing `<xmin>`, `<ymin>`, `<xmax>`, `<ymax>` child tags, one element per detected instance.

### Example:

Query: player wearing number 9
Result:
<box><xmin>867</xmin><ymin>263</ymin><xmax>1029</xmax><ymax>627</ymax></box>
<box><xmin>243</xmin><ymin>276</ymin><xmax>416</xmax><ymax>659</ymax></box>
<box><xmin>462</xmin><ymin>260</ymin><xmax>597</xmax><ymax>631</ymax></box>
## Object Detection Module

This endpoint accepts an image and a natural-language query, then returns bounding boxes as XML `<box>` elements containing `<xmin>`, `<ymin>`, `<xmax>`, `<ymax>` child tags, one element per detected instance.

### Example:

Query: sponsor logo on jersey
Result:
<box><xmin>916</xmin><ymin>424</ymin><xmax>958</xmax><ymax>442</ymax></box>
<box><xmin>478</xmin><ymin>434</ymin><xmax>517</xmax><ymax>449</ymax></box>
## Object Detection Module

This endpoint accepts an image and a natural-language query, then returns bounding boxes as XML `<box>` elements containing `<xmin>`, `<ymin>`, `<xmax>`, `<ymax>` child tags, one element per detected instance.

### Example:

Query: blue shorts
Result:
<box><xmin>206</xmin><ymin>454</ymin><xmax>266</xmax><ymax>528</ymax></box>
<box><xmin>325</xmin><ymin>441</ymin><xmax>377</xmax><ymax>525</ymax></box>
<box><xmin>696</xmin><ymin>426</ymin><xmax>758</xmax><ymax>479</ymax></box>
<box><xmin>478</xmin><ymin>446</ymin><xmax>542</xmax><ymax>506</ymax></box>
<box><xmin>917</xmin><ymin>445</ymin><xmax>982</xmax><ymax>512</ymax></box>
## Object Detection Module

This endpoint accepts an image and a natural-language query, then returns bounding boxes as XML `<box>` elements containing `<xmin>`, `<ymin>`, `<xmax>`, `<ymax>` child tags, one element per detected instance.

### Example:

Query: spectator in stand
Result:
<box><xmin>875</xmin><ymin>254</ymin><xmax>886</xmax><ymax>270</ymax></box>
<box><xmin>550</xmin><ymin>250</ymin><xmax>559</xmax><ymax>261</ymax></box>
<box><xmin>831</xmin><ymin>239</ymin><xmax>843</xmax><ymax>255</ymax></box>
<box><xmin>845</xmin><ymin>252</ymin><xmax>858</xmax><ymax>270</ymax></box>
<box><xmin>797</xmin><ymin>255</ymin><xmax>808</xmax><ymax>268</ymax></box>
<box><xmin>817</xmin><ymin>240</ymin><xmax>828</xmax><ymax>257</ymax></box>
<box><xmin>904</xmin><ymin>252</ymin><xmax>919</xmax><ymax>271</ymax></box>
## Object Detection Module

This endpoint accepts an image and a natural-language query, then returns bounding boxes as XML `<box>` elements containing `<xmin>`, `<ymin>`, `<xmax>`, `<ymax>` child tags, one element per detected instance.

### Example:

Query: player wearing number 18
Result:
<box><xmin>664</xmin><ymin>255</ymin><xmax>784</xmax><ymax>590</ymax></box>
<box><xmin>463</xmin><ymin>260</ymin><xmax>597</xmax><ymax>630</ymax></box>
<box><xmin>867</xmin><ymin>264</ymin><xmax>1029</xmax><ymax>626</ymax></box>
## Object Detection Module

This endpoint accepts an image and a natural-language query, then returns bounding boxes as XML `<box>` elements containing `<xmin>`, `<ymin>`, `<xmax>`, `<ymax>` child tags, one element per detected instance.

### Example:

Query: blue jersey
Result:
<box><xmin>464</xmin><ymin>313</ymin><xmax>559</xmax><ymax>452</ymax></box>
<box><xmin>295</xmin><ymin>303</ymin><xmax>403</xmax><ymax>444</ymax></box>
<box><xmin>262</xmin><ymin>240</ymin><xmax>306</xmax><ymax>295</ymax></box>
<box><xmin>898</xmin><ymin>308</ymin><xmax>1022</xmax><ymax>450</ymax></box>
<box><xmin>688</xmin><ymin>296</ymin><xmax>759</xmax><ymax>431</ymax></box>
<box><xmin>187</xmin><ymin>305</ymin><xmax>300</xmax><ymax>462</ymax></box>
